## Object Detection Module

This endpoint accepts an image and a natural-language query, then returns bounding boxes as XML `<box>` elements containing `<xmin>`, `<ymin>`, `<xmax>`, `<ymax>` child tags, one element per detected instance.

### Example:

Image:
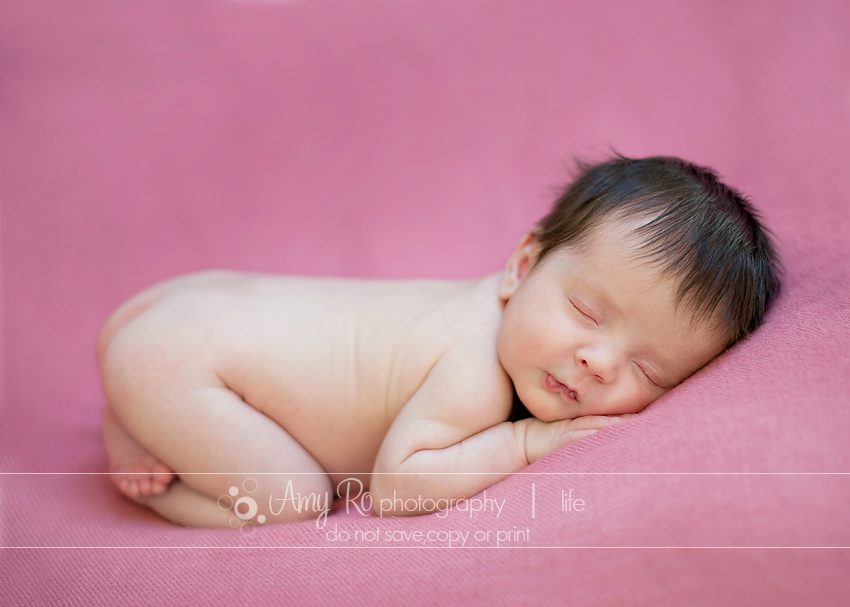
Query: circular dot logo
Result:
<box><xmin>217</xmin><ymin>478</ymin><xmax>267</xmax><ymax>530</ymax></box>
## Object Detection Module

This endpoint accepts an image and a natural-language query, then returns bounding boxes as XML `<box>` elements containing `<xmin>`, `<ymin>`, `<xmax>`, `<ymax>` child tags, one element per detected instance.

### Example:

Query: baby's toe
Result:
<box><xmin>150</xmin><ymin>480</ymin><xmax>168</xmax><ymax>495</ymax></box>
<box><xmin>138</xmin><ymin>477</ymin><xmax>152</xmax><ymax>495</ymax></box>
<box><xmin>151</xmin><ymin>462</ymin><xmax>175</xmax><ymax>484</ymax></box>
<box><xmin>125</xmin><ymin>480</ymin><xmax>141</xmax><ymax>499</ymax></box>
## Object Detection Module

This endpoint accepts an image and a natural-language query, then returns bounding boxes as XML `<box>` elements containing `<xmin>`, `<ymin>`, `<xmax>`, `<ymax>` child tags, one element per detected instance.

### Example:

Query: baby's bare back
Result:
<box><xmin>103</xmin><ymin>270</ymin><xmax>501</xmax><ymax>490</ymax></box>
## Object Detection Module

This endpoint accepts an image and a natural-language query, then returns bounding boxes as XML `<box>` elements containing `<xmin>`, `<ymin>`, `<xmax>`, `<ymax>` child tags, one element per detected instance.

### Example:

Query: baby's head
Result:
<box><xmin>497</xmin><ymin>153</ymin><xmax>782</xmax><ymax>421</ymax></box>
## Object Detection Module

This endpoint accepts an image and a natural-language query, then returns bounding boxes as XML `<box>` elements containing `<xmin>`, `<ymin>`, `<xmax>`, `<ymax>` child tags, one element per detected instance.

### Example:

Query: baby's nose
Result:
<box><xmin>576</xmin><ymin>348</ymin><xmax>618</xmax><ymax>383</ymax></box>
<box><xmin>579</xmin><ymin>357</ymin><xmax>604</xmax><ymax>382</ymax></box>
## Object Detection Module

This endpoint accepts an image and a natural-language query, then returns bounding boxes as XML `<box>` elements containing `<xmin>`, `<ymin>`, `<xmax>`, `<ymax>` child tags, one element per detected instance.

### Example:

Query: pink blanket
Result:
<box><xmin>2</xmin><ymin>0</ymin><xmax>848</xmax><ymax>604</ymax></box>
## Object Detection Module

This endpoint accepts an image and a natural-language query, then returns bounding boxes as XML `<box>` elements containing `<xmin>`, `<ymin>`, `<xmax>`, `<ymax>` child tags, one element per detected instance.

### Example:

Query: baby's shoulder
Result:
<box><xmin>420</xmin><ymin>275</ymin><xmax>513</xmax><ymax>416</ymax></box>
<box><xmin>419</xmin><ymin>342</ymin><xmax>515</xmax><ymax>429</ymax></box>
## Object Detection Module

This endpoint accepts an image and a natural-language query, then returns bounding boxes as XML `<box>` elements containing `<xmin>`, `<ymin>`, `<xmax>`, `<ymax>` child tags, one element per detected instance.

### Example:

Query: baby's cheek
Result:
<box><xmin>496</xmin><ymin>321</ymin><xmax>525</xmax><ymax>372</ymax></box>
<box><xmin>609</xmin><ymin>382</ymin><xmax>656</xmax><ymax>416</ymax></box>
<box><xmin>630</xmin><ymin>389</ymin><xmax>663</xmax><ymax>414</ymax></box>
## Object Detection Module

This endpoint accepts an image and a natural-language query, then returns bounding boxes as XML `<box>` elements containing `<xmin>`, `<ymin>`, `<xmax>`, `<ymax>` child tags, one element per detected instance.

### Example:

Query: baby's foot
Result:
<box><xmin>103</xmin><ymin>405</ymin><xmax>176</xmax><ymax>500</ymax></box>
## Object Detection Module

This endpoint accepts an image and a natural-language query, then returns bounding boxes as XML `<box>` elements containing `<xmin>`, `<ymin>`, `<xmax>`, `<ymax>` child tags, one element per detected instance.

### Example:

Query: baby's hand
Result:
<box><xmin>522</xmin><ymin>414</ymin><xmax>637</xmax><ymax>465</ymax></box>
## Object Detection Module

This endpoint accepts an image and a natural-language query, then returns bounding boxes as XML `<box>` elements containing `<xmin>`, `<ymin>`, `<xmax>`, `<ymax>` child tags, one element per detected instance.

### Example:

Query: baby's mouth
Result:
<box><xmin>544</xmin><ymin>373</ymin><xmax>579</xmax><ymax>401</ymax></box>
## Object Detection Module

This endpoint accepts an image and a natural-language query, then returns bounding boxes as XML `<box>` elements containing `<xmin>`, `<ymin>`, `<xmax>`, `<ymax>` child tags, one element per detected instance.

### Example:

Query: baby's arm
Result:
<box><xmin>370</xmin><ymin>351</ymin><xmax>628</xmax><ymax>517</ymax></box>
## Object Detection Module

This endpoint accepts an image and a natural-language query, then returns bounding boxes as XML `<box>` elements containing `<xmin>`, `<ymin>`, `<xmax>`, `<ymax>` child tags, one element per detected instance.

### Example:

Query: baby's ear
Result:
<box><xmin>499</xmin><ymin>231</ymin><xmax>540</xmax><ymax>301</ymax></box>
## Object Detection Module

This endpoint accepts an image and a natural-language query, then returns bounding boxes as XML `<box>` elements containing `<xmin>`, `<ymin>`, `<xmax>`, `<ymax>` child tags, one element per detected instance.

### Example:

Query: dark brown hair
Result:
<box><xmin>535</xmin><ymin>152</ymin><xmax>782</xmax><ymax>346</ymax></box>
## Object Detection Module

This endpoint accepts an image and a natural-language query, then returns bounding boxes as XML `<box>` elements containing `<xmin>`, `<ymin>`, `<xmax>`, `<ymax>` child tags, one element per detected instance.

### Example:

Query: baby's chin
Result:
<box><xmin>522</xmin><ymin>393</ymin><xmax>580</xmax><ymax>423</ymax></box>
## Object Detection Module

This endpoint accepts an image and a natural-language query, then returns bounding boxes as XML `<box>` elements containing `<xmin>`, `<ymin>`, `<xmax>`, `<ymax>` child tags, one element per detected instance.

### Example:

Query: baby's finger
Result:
<box><xmin>567</xmin><ymin>429</ymin><xmax>598</xmax><ymax>442</ymax></box>
<box><xmin>569</xmin><ymin>415</ymin><xmax>629</xmax><ymax>431</ymax></box>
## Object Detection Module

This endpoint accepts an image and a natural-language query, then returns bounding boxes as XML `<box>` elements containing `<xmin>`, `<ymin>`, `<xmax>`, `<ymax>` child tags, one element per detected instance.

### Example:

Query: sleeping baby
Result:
<box><xmin>98</xmin><ymin>153</ymin><xmax>781</xmax><ymax>527</ymax></box>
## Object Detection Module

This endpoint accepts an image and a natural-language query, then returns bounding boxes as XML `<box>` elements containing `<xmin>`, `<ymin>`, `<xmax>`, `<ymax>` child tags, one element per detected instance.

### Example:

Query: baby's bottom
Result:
<box><xmin>100</xmin><ymin>305</ymin><xmax>332</xmax><ymax>528</ymax></box>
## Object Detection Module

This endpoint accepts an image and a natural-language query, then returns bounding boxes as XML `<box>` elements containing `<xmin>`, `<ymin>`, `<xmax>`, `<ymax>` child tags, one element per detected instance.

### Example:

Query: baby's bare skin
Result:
<box><xmin>103</xmin><ymin>272</ymin><xmax>503</xmax><ymax>484</ymax></box>
<box><xmin>100</xmin><ymin>271</ymin><xmax>528</xmax><ymax>525</ymax></box>
<box><xmin>100</xmin><ymin>220</ymin><xmax>726</xmax><ymax>526</ymax></box>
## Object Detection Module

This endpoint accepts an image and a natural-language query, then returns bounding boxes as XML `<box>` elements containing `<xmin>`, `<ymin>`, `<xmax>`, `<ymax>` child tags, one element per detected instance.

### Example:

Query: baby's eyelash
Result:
<box><xmin>636</xmin><ymin>363</ymin><xmax>659</xmax><ymax>387</ymax></box>
<box><xmin>570</xmin><ymin>301</ymin><xmax>595</xmax><ymax>322</ymax></box>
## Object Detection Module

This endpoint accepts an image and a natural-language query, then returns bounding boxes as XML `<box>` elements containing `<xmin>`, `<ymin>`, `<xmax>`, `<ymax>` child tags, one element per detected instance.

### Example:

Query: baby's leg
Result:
<box><xmin>103</xmin><ymin>403</ymin><xmax>175</xmax><ymax>497</ymax></box>
<box><xmin>102</xmin><ymin>338</ymin><xmax>332</xmax><ymax>528</ymax></box>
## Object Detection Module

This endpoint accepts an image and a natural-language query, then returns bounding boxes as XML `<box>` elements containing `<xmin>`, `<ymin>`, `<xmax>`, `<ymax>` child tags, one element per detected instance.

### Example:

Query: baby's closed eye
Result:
<box><xmin>569</xmin><ymin>300</ymin><xmax>597</xmax><ymax>325</ymax></box>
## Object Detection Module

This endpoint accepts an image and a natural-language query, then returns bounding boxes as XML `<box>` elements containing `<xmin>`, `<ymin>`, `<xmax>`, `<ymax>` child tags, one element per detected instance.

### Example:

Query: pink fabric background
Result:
<box><xmin>2</xmin><ymin>0</ymin><xmax>849</xmax><ymax>604</ymax></box>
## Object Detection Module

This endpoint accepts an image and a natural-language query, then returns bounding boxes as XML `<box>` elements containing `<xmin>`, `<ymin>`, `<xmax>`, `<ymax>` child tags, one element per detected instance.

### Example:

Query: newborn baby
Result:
<box><xmin>98</xmin><ymin>153</ymin><xmax>781</xmax><ymax>527</ymax></box>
